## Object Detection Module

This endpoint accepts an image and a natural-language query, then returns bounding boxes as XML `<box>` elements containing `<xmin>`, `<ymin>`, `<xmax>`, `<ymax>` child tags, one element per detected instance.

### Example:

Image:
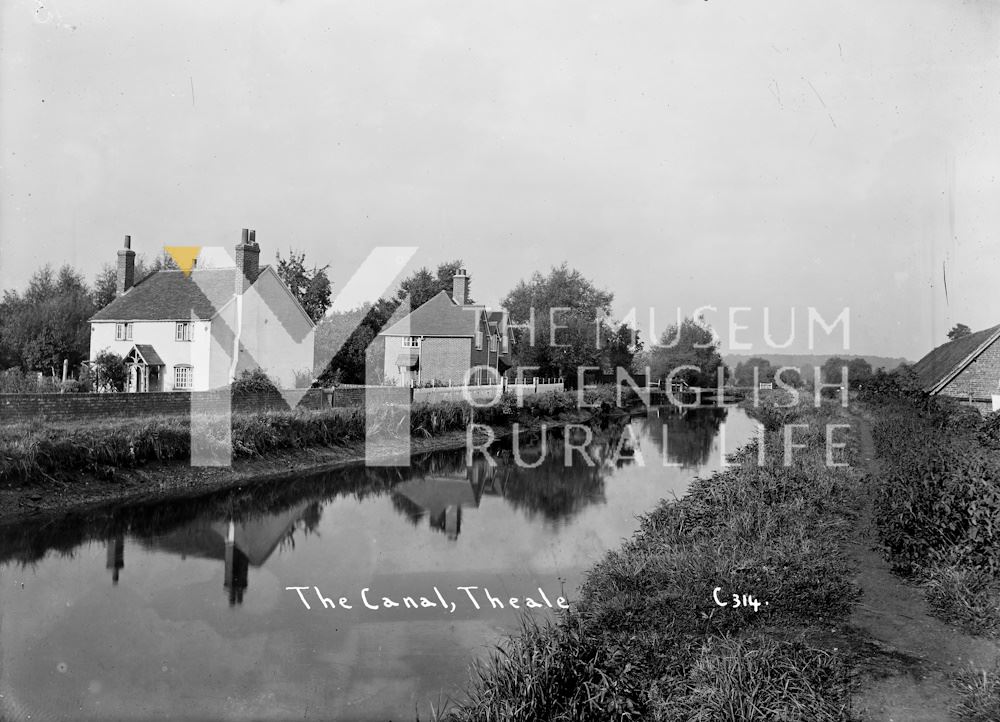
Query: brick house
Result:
<box><xmin>378</xmin><ymin>270</ymin><xmax>511</xmax><ymax>386</ymax></box>
<box><xmin>911</xmin><ymin>324</ymin><xmax>1000</xmax><ymax>411</ymax></box>
<box><xmin>89</xmin><ymin>230</ymin><xmax>315</xmax><ymax>392</ymax></box>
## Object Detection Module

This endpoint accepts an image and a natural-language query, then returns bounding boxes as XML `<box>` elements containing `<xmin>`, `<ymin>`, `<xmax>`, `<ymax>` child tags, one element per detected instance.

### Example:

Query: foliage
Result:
<box><xmin>502</xmin><ymin>263</ymin><xmax>617</xmax><ymax>381</ymax></box>
<box><xmin>231</xmin><ymin>368</ymin><xmax>280</xmax><ymax>395</ymax></box>
<box><xmin>275</xmin><ymin>250</ymin><xmax>332</xmax><ymax>323</ymax></box>
<box><xmin>398</xmin><ymin>260</ymin><xmax>470</xmax><ymax>308</ymax></box>
<box><xmin>948</xmin><ymin>323</ymin><xmax>973</xmax><ymax>341</ymax></box>
<box><xmin>0</xmin><ymin>368</ymin><xmax>40</xmax><ymax>393</ymax></box>
<box><xmin>446</xmin><ymin>402</ymin><xmax>860</xmax><ymax>722</ymax></box>
<box><xmin>862</xmin><ymin>370</ymin><xmax>1000</xmax><ymax>637</ymax></box>
<box><xmin>953</xmin><ymin>659</ymin><xmax>1000</xmax><ymax>722</ymax></box>
<box><xmin>0</xmin><ymin>265</ymin><xmax>96</xmax><ymax>372</ymax></box>
<box><xmin>92</xmin><ymin>350</ymin><xmax>127</xmax><ymax>392</ymax></box>
<box><xmin>820</xmin><ymin>356</ymin><xmax>872</xmax><ymax>389</ymax></box>
<box><xmin>649</xmin><ymin>317</ymin><xmax>727</xmax><ymax>389</ymax></box>
<box><xmin>314</xmin><ymin>261</ymin><xmax>469</xmax><ymax>385</ymax></box>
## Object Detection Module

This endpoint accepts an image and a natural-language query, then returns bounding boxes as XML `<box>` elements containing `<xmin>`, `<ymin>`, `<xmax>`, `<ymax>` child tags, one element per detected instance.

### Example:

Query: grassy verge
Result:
<box><xmin>858</xmin><ymin>377</ymin><xmax>1000</xmax><ymax>639</ymax></box>
<box><xmin>0</xmin><ymin>389</ymin><xmax>617</xmax><ymax>486</ymax></box>
<box><xmin>443</xmin><ymin>396</ymin><xmax>863</xmax><ymax>721</ymax></box>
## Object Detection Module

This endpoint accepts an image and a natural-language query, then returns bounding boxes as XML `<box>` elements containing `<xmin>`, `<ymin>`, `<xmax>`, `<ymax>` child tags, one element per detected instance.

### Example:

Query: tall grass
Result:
<box><xmin>444</xmin><ymin>400</ymin><xmax>862</xmax><ymax>721</ymax></box>
<box><xmin>0</xmin><ymin>389</ymin><xmax>614</xmax><ymax>486</ymax></box>
<box><xmin>862</xmin><ymin>381</ymin><xmax>1000</xmax><ymax>637</ymax></box>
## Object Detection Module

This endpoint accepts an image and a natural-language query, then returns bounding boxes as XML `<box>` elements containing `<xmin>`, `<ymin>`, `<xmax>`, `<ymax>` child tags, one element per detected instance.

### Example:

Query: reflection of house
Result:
<box><xmin>391</xmin><ymin>463</ymin><xmax>503</xmax><ymax>540</ymax></box>
<box><xmin>912</xmin><ymin>325</ymin><xmax>1000</xmax><ymax>412</ymax></box>
<box><xmin>89</xmin><ymin>230</ymin><xmax>315</xmax><ymax>391</ymax></box>
<box><xmin>378</xmin><ymin>270</ymin><xmax>511</xmax><ymax>386</ymax></box>
<box><xmin>130</xmin><ymin>502</ymin><xmax>310</xmax><ymax>605</ymax></box>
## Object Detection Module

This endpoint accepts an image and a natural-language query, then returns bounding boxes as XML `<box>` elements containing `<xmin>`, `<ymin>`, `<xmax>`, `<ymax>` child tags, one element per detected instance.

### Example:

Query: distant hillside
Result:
<box><xmin>723</xmin><ymin>354</ymin><xmax>910</xmax><ymax>380</ymax></box>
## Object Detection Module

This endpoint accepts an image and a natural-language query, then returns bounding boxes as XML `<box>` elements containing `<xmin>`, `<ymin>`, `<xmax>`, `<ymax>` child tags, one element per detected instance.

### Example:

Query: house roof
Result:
<box><xmin>126</xmin><ymin>344</ymin><xmax>165</xmax><ymax>366</ymax></box>
<box><xmin>90</xmin><ymin>268</ymin><xmax>242</xmax><ymax>321</ymax></box>
<box><xmin>911</xmin><ymin>324</ymin><xmax>1000</xmax><ymax>393</ymax></box>
<box><xmin>379</xmin><ymin>290</ymin><xmax>484</xmax><ymax>337</ymax></box>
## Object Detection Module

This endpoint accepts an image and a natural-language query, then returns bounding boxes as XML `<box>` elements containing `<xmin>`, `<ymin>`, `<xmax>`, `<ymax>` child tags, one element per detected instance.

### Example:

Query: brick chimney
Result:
<box><xmin>452</xmin><ymin>268</ymin><xmax>469</xmax><ymax>305</ymax></box>
<box><xmin>235</xmin><ymin>228</ymin><xmax>260</xmax><ymax>294</ymax></box>
<box><xmin>117</xmin><ymin>235</ymin><xmax>136</xmax><ymax>295</ymax></box>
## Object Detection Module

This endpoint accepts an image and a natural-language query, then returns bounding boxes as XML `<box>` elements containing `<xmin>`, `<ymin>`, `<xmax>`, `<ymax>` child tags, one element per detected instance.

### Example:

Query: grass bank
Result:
<box><xmin>859</xmin><ymin>375</ymin><xmax>1000</xmax><ymax>641</ymax></box>
<box><xmin>0</xmin><ymin>389</ymin><xmax>618</xmax><ymax>487</ymax></box>
<box><xmin>442</xmin><ymin>396</ymin><xmax>864</xmax><ymax>721</ymax></box>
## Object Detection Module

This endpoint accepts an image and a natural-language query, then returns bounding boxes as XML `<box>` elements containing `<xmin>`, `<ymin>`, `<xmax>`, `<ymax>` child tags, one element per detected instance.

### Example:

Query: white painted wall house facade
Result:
<box><xmin>89</xmin><ymin>230</ymin><xmax>315</xmax><ymax>391</ymax></box>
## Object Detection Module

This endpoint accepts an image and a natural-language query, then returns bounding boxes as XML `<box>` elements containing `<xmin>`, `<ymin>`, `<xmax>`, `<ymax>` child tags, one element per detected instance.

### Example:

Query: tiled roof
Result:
<box><xmin>912</xmin><ymin>324</ymin><xmax>1000</xmax><ymax>392</ymax></box>
<box><xmin>379</xmin><ymin>290</ymin><xmax>482</xmax><ymax>337</ymax></box>
<box><xmin>130</xmin><ymin>344</ymin><xmax>165</xmax><ymax>366</ymax></box>
<box><xmin>90</xmin><ymin>269</ymin><xmax>243</xmax><ymax>321</ymax></box>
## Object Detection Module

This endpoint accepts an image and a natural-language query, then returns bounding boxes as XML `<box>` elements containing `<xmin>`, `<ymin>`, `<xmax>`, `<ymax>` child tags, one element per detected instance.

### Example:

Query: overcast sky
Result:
<box><xmin>1</xmin><ymin>0</ymin><xmax>998</xmax><ymax>359</ymax></box>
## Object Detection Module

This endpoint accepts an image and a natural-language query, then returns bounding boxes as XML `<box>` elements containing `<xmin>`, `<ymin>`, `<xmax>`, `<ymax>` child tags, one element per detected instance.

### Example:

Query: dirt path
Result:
<box><xmin>847</xmin><ymin>415</ymin><xmax>1000</xmax><ymax>721</ymax></box>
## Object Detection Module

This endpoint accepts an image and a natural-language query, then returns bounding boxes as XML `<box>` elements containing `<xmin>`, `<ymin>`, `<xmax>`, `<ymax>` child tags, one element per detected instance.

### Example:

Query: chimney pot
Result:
<box><xmin>241</xmin><ymin>228</ymin><xmax>249</xmax><ymax>244</ymax></box>
<box><xmin>124</xmin><ymin>234</ymin><xmax>131</xmax><ymax>249</ymax></box>
<box><xmin>249</xmin><ymin>229</ymin><xmax>257</xmax><ymax>246</ymax></box>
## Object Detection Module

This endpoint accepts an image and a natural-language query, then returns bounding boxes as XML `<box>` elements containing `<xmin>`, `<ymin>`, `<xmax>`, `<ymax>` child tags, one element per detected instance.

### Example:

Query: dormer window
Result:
<box><xmin>402</xmin><ymin>336</ymin><xmax>421</xmax><ymax>348</ymax></box>
<box><xmin>115</xmin><ymin>322</ymin><xmax>132</xmax><ymax>341</ymax></box>
<box><xmin>175</xmin><ymin>322</ymin><xmax>193</xmax><ymax>341</ymax></box>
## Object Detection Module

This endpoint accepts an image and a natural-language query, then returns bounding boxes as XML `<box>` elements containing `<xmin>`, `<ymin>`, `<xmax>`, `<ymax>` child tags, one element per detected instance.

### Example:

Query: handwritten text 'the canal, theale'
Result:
<box><xmin>285</xmin><ymin>585</ymin><xmax>570</xmax><ymax>613</ymax></box>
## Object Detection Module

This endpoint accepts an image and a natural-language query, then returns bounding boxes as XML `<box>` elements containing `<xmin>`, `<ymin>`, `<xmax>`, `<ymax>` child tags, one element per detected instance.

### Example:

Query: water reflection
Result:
<box><xmin>0</xmin><ymin>407</ymin><xmax>756</xmax><ymax>720</ymax></box>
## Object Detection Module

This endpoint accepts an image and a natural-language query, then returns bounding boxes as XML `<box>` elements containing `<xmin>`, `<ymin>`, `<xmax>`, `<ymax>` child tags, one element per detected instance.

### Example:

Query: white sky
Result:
<box><xmin>1</xmin><ymin>0</ymin><xmax>998</xmax><ymax>359</ymax></box>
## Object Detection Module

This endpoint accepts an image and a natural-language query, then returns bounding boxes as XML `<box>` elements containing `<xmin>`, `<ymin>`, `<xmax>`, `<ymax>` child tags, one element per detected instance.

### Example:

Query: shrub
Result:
<box><xmin>231</xmin><ymin>368</ymin><xmax>280</xmax><ymax>395</ymax></box>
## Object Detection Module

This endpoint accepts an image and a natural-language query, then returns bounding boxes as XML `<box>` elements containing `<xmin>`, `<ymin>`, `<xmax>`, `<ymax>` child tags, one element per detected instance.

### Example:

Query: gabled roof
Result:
<box><xmin>90</xmin><ymin>269</ymin><xmax>239</xmax><ymax>321</ymax></box>
<box><xmin>125</xmin><ymin>344</ymin><xmax>165</xmax><ymax>366</ymax></box>
<box><xmin>912</xmin><ymin>324</ymin><xmax>1000</xmax><ymax>393</ymax></box>
<box><xmin>379</xmin><ymin>290</ymin><xmax>484</xmax><ymax>337</ymax></box>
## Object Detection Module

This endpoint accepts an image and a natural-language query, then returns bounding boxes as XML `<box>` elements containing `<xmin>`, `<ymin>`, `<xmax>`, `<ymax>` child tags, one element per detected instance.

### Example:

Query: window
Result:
<box><xmin>402</xmin><ymin>336</ymin><xmax>421</xmax><ymax>348</ymax></box>
<box><xmin>174</xmin><ymin>365</ymin><xmax>193</xmax><ymax>390</ymax></box>
<box><xmin>475</xmin><ymin>331</ymin><xmax>483</xmax><ymax>350</ymax></box>
<box><xmin>115</xmin><ymin>322</ymin><xmax>132</xmax><ymax>341</ymax></box>
<box><xmin>489</xmin><ymin>335</ymin><xmax>497</xmax><ymax>352</ymax></box>
<box><xmin>175</xmin><ymin>322</ymin><xmax>193</xmax><ymax>341</ymax></box>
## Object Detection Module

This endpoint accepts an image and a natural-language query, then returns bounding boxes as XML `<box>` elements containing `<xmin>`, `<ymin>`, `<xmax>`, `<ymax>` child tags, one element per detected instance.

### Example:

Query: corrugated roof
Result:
<box><xmin>911</xmin><ymin>324</ymin><xmax>1000</xmax><ymax>392</ymax></box>
<box><xmin>379</xmin><ymin>290</ymin><xmax>481</xmax><ymax>337</ymax></box>
<box><xmin>90</xmin><ymin>269</ymin><xmax>242</xmax><ymax>321</ymax></box>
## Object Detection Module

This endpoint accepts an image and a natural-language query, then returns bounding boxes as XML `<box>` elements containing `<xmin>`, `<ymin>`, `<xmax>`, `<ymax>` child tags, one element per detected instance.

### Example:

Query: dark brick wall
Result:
<box><xmin>0</xmin><ymin>388</ymin><xmax>326</xmax><ymax>424</ymax></box>
<box><xmin>328</xmin><ymin>386</ymin><xmax>412</xmax><ymax>408</ymax></box>
<box><xmin>940</xmin><ymin>336</ymin><xmax>1000</xmax><ymax>403</ymax></box>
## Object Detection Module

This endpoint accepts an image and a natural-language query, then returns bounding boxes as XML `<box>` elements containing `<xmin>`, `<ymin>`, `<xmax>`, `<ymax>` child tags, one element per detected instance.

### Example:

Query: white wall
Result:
<box><xmin>90</xmin><ymin>268</ymin><xmax>315</xmax><ymax>391</ymax></box>
<box><xmin>216</xmin><ymin>268</ymin><xmax>315</xmax><ymax>389</ymax></box>
<box><xmin>90</xmin><ymin>320</ymin><xmax>208</xmax><ymax>390</ymax></box>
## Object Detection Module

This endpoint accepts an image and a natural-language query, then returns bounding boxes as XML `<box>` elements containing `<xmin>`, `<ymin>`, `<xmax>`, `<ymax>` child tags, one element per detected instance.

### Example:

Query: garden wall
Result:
<box><xmin>0</xmin><ymin>388</ymin><xmax>326</xmax><ymax>424</ymax></box>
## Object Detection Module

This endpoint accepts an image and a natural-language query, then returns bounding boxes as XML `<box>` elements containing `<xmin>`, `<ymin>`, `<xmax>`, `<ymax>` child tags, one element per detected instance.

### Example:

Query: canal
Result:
<box><xmin>0</xmin><ymin>406</ymin><xmax>756</xmax><ymax>720</ymax></box>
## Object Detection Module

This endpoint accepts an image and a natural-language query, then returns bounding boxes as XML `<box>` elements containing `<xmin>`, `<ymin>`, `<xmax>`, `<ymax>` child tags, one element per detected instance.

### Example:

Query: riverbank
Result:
<box><xmin>443</xmin><ymin>395</ymin><xmax>866</xmax><ymax>721</ymax></box>
<box><xmin>438</xmin><ymin>387</ymin><xmax>1000</xmax><ymax>721</ymax></box>
<box><xmin>0</xmin><ymin>389</ymin><xmax>620</xmax><ymax>526</ymax></box>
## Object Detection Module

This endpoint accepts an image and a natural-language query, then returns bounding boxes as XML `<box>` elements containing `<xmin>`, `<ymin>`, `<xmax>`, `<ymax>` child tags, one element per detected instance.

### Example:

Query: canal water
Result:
<box><xmin>0</xmin><ymin>407</ymin><xmax>755</xmax><ymax>721</ymax></box>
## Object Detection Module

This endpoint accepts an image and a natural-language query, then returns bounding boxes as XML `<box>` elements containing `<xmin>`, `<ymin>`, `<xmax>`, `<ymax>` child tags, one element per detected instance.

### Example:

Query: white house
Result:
<box><xmin>89</xmin><ymin>230</ymin><xmax>316</xmax><ymax>392</ymax></box>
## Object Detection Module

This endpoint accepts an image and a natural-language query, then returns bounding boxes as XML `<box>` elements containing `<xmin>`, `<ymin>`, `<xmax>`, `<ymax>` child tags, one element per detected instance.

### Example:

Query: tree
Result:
<box><xmin>502</xmin><ymin>263</ymin><xmax>614</xmax><ymax>381</ymax></box>
<box><xmin>0</xmin><ymin>265</ymin><xmax>95</xmax><ymax>373</ymax></box>
<box><xmin>948</xmin><ymin>323</ymin><xmax>972</xmax><ymax>341</ymax></box>
<box><xmin>650</xmin><ymin>317</ymin><xmax>726</xmax><ymax>388</ymax></box>
<box><xmin>820</xmin><ymin>356</ymin><xmax>848</xmax><ymax>385</ymax></box>
<box><xmin>847</xmin><ymin>357</ymin><xmax>873</xmax><ymax>388</ymax></box>
<box><xmin>92</xmin><ymin>252</ymin><xmax>180</xmax><ymax>310</ymax></box>
<box><xmin>601</xmin><ymin>323</ymin><xmax>643</xmax><ymax>375</ymax></box>
<box><xmin>733</xmin><ymin>357</ymin><xmax>774</xmax><ymax>386</ymax></box>
<box><xmin>276</xmin><ymin>250</ymin><xmax>332</xmax><ymax>323</ymax></box>
<box><xmin>92</xmin><ymin>350</ymin><xmax>126</xmax><ymax>392</ymax></box>
<box><xmin>397</xmin><ymin>260</ymin><xmax>471</xmax><ymax>308</ymax></box>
